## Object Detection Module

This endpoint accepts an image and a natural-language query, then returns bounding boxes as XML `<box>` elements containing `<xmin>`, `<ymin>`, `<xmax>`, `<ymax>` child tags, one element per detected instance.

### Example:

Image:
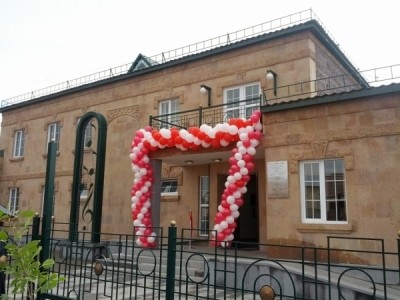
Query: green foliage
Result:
<box><xmin>0</xmin><ymin>210</ymin><xmax>64</xmax><ymax>299</ymax></box>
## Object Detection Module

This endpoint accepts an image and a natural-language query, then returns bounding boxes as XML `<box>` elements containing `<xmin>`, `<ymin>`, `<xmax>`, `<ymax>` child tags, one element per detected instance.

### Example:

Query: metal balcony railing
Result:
<box><xmin>150</xmin><ymin>64</ymin><xmax>400</xmax><ymax>130</ymax></box>
<box><xmin>150</xmin><ymin>96</ymin><xmax>264</xmax><ymax>130</ymax></box>
<box><xmin>1</xmin><ymin>9</ymin><xmax>323</xmax><ymax>109</ymax></box>
<box><xmin>263</xmin><ymin>64</ymin><xmax>400</xmax><ymax>104</ymax></box>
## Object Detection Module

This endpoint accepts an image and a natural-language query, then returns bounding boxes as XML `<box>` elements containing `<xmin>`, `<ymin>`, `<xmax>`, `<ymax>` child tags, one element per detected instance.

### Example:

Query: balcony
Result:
<box><xmin>150</xmin><ymin>64</ymin><xmax>400</xmax><ymax>131</ymax></box>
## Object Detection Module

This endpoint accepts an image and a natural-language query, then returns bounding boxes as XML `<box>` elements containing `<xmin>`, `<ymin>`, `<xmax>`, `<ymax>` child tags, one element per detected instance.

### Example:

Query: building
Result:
<box><xmin>0</xmin><ymin>10</ymin><xmax>399</xmax><ymax>259</ymax></box>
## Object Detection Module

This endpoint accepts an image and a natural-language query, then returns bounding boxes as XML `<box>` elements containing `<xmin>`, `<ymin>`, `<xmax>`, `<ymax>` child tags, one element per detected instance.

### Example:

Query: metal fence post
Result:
<box><xmin>165</xmin><ymin>220</ymin><xmax>177</xmax><ymax>300</ymax></box>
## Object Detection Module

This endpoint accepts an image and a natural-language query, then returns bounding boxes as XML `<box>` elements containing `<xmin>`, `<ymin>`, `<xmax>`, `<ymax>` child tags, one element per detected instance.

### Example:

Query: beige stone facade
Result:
<box><xmin>262</xmin><ymin>90</ymin><xmax>400</xmax><ymax>257</ymax></box>
<box><xmin>1</xmin><ymin>19</ymin><xmax>397</xmax><ymax>263</ymax></box>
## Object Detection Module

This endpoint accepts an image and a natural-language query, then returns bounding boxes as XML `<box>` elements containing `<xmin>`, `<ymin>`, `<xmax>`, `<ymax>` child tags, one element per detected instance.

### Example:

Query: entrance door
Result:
<box><xmin>217</xmin><ymin>174</ymin><xmax>259</xmax><ymax>248</ymax></box>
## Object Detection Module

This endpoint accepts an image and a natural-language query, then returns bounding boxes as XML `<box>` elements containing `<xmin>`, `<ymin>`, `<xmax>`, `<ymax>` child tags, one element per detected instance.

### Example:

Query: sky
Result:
<box><xmin>1</xmin><ymin>0</ymin><xmax>400</xmax><ymax>101</ymax></box>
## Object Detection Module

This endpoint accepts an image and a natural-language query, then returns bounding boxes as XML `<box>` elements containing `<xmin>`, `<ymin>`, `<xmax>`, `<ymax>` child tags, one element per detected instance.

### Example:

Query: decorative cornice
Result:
<box><xmin>107</xmin><ymin>105</ymin><xmax>140</xmax><ymax>123</ymax></box>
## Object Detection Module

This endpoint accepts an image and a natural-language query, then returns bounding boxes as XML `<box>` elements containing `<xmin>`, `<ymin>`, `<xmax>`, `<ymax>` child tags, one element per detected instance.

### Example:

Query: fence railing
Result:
<box><xmin>4</xmin><ymin>218</ymin><xmax>399</xmax><ymax>299</ymax></box>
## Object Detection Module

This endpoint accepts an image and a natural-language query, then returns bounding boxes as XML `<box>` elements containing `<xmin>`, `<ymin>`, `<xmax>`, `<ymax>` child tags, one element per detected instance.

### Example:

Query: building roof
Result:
<box><xmin>261</xmin><ymin>82</ymin><xmax>400</xmax><ymax>113</ymax></box>
<box><xmin>0</xmin><ymin>19</ymin><xmax>359</xmax><ymax>113</ymax></box>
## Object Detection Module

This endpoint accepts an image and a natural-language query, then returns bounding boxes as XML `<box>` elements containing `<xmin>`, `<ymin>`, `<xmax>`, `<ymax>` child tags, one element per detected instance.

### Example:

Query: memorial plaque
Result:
<box><xmin>267</xmin><ymin>161</ymin><xmax>288</xmax><ymax>198</ymax></box>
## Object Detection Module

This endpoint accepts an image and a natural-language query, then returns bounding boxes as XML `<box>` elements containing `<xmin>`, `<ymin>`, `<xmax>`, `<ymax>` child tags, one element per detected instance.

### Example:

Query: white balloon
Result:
<box><xmin>136</xmin><ymin>239</ymin><xmax>143</xmax><ymax>246</ymax></box>
<box><xmin>228</xmin><ymin>234</ymin><xmax>234</xmax><ymax>241</ymax></box>
<box><xmin>129</xmin><ymin>153</ymin><xmax>136</xmax><ymax>160</ymax></box>
<box><xmin>221</xmin><ymin>123</ymin><xmax>229</xmax><ymax>132</ymax></box>
<box><xmin>255</xmin><ymin>123</ymin><xmax>263</xmax><ymax>131</ymax></box>
<box><xmin>227</xmin><ymin>196</ymin><xmax>235</xmax><ymax>204</ymax></box>
<box><xmin>147</xmin><ymin>236</ymin><xmax>156</xmax><ymax>244</ymax></box>
<box><xmin>201</xmin><ymin>141</ymin><xmax>211</xmax><ymax>148</ymax></box>
<box><xmin>239</xmin><ymin>133</ymin><xmax>248</xmax><ymax>141</ymax></box>
<box><xmin>135</xmin><ymin>191</ymin><xmax>143</xmax><ymax>197</ymax></box>
<box><xmin>232</xmin><ymin>211</ymin><xmax>240</xmax><ymax>218</ymax></box>
<box><xmin>240</xmin><ymin>187</ymin><xmax>247</xmax><ymax>193</ymax></box>
<box><xmin>220</xmin><ymin>221</ymin><xmax>228</xmax><ymax>229</ymax></box>
<box><xmin>218</xmin><ymin>205</ymin><xmax>224</xmax><ymax>212</ymax></box>
<box><xmin>226</xmin><ymin>216</ymin><xmax>234</xmax><ymax>224</ymax></box>
<box><xmin>186</xmin><ymin>134</ymin><xmax>194</xmax><ymax>143</ymax></box>
<box><xmin>240</xmin><ymin>167</ymin><xmax>249</xmax><ymax>175</ymax></box>
<box><xmin>234</xmin><ymin>153</ymin><xmax>242</xmax><ymax>160</ymax></box>
<box><xmin>227</xmin><ymin>176</ymin><xmax>235</xmax><ymax>183</ymax></box>
<box><xmin>145</xmin><ymin>181</ymin><xmax>152</xmax><ymax>187</ymax></box>
<box><xmin>137</xmin><ymin>213</ymin><xmax>144</xmax><ymax>220</ymax></box>
<box><xmin>228</xmin><ymin>126</ymin><xmax>238</xmax><ymax>135</ymax></box>
<box><xmin>214</xmin><ymin>224</ymin><xmax>221</xmax><ymax>232</ymax></box>
<box><xmin>230</xmin><ymin>204</ymin><xmax>239</xmax><ymax>211</ymax></box>
<box><xmin>207</xmin><ymin>128</ymin><xmax>216</xmax><ymax>139</ymax></box>
<box><xmin>143</xmin><ymin>156</ymin><xmax>150</xmax><ymax>163</ymax></box>
<box><xmin>233</xmin><ymin>191</ymin><xmax>241</xmax><ymax>198</ymax></box>
<box><xmin>250</xmin><ymin>139</ymin><xmax>259</xmax><ymax>147</ymax></box>
<box><xmin>140</xmin><ymin>207</ymin><xmax>148</xmax><ymax>214</ymax></box>
<box><xmin>144</xmin><ymin>201</ymin><xmax>151</xmax><ymax>208</ymax></box>
<box><xmin>233</xmin><ymin>173</ymin><xmax>242</xmax><ymax>181</ymax></box>
<box><xmin>131</xmin><ymin>196</ymin><xmax>139</xmax><ymax>203</ymax></box>
<box><xmin>140</xmin><ymin>168</ymin><xmax>148</xmax><ymax>175</ymax></box>
<box><xmin>238</xmin><ymin>146</ymin><xmax>247</xmax><ymax>155</ymax></box>
<box><xmin>215</xmin><ymin>124</ymin><xmax>223</xmax><ymax>132</ymax></box>
<box><xmin>237</xmin><ymin>160</ymin><xmax>245</xmax><ymax>168</ymax></box>
<box><xmin>141</xmin><ymin>186</ymin><xmax>149</xmax><ymax>193</ymax></box>
<box><xmin>133</xmin><ymin>219</ymin><xmax>142</xmax><ymax>226</ymax></box>
<box><xmin>193</xmin><ymin>137</ymin><xmax>202</xmax><ymax>145</ymax></box>
<box><xmin>247</xmin><ymin>147</ymin><xmax>256</xmax><ymax>156</ymax></box>
<box><xmin>220</xmin><ymin>139</ymin><xmax>229</xmax><ymax>147</ymax></box>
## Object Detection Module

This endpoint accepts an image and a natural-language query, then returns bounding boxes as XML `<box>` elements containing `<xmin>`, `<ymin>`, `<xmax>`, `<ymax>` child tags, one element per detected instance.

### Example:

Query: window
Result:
<box><xmin>8</xmin><ymin>188</ymin><xmax>19</xmax><ymax>214</ymax></box>
<box><xmin>300</xmin><ymin>159</ymin><xmax>347</xmax><ymax>223</ymax></box>
<box><xmin>161</xmin><ymin>179</ymin><xmax>178</xmax><ymax>195</ymax></box>
<box><xmin>224</xmin><ymin>83</ymin><xmax>260</xmax><ymax>120</ymax></box>
<box><xmin>199</xmin><ymin>176</ymin><xmax>209</xmax><ymax>236</ymax></box>
<box><xmin>47</xmin><ymin>122</ymin><xmax>61</xmax><ymax>151</ymax></box>
<box><xmin>159</xmin><ymin>99</ymin><xmax>180</xmax><ymax>128</ymax></box>
<box><xmin>77</xmin><ymin>118</ymin><xmax>93</xmax><ymax>148</ymax></box>
<box><xmin>13</xmin><ymin>129</ymin><xmax>25</xmax><ymax>158</ymax></box>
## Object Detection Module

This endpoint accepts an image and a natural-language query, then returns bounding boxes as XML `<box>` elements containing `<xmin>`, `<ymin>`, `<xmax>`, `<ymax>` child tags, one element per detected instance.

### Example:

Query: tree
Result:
<box><xmin>0</xmin><ymin>210</ymin><xmax>64</xmax><ymax>299</ymax></box>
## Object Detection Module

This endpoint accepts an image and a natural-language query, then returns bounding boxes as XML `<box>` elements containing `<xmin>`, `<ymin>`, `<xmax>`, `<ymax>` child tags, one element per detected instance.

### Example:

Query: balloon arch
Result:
<box><xmin>130</xmin><ymin>110</ymin><xmax>262</xmax><ymax>248</ymax></box>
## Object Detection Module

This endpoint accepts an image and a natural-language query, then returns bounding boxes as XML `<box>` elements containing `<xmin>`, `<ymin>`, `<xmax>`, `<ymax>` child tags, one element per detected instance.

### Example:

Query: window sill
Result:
<box><xmin>296</xmin><ymin>223</ymin><xmax>353</xmax><ymax>234</ymax></box>
<box><xmin>161</xmin><ymin>195</ymin><xmax>180</xmax><ymax>202</ymax></box>
<box><xmin>9</xmin><ymin>157</ymin><xmax>24</xmax><ymax>162</ymax></box>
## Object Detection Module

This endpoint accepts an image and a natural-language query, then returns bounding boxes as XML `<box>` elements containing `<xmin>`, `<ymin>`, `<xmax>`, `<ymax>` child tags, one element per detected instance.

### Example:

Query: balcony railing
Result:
<box><xmin>150</xmin><ymin>64</ymin><xmax>400</xmax><ymax>130</ymax></box>
<box><xmin>1</xmin><ymin>9</ymin><xmax>322</xmax><ymax>109</ymax></box>
<box><xmin>263</xmin><ymin>64</ymin><xmax>400</xmax><ymax>104</ymax></box>
<box><xmin>150</xmin><ymin>96</ymin><xmax>264</xmax><ymax>130</ymax></box>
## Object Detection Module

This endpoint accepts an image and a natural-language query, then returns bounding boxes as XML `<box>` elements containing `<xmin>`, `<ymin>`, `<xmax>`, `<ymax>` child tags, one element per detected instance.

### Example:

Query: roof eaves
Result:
<box><xmin>261</xmin><ymin>83</ymin><xmax>400</xmax><ymax>113</ymax></box>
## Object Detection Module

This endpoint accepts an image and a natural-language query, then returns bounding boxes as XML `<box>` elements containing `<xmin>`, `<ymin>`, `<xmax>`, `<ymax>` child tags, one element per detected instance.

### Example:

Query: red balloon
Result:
<box><xmin>217</xmin><ymin>232</ymin><xmax>226</xmax><ymax>241</ymax></box>
<box><xmin>236</xmin><ymin>199</ymin><xmax>244</xmax><ymax>207</ymax></box>
<box><xmin>228</xmin><ymin>183</ymin><xmax>237</xmax><ymax>192</ymax></box>
<box><xmin>236</xmin><ymin>180</ymin><xmax>245</xmax><ymax>187</ymax></box>
<box><xmin>223</xmin><ymin>208</ymin><xmax>231</xmax><ymax>216</ymax></box>
<box><xmin>211</xmin><ymin>139</ymin><xmax>221</xmax><ymax>149</ymax></box>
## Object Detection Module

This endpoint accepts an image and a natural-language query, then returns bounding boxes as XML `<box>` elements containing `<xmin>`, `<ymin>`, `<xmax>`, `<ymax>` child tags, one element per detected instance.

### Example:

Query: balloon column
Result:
<box><xmin>130</xmin><ymin>110</ymin><xmax>262</xmax><ymax>248</ymax></box>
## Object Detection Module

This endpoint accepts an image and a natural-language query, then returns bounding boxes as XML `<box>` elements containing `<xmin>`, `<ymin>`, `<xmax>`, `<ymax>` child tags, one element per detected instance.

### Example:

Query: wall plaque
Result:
<box><xmin>267</xmin><ymin>161</ymin><xmax>288</xmax><ymax>198</ymax></box>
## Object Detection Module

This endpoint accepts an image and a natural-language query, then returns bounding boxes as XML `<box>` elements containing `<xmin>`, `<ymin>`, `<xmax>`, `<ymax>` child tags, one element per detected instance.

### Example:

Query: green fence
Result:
<box><xmin>4</xmin><ymin>219</ymin><xmax>400</xmax><ymax>299</ymax></box>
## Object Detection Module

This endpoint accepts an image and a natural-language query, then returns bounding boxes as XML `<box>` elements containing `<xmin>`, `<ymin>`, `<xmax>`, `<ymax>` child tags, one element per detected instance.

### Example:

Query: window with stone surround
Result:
<box><xmin>13</xmin><ymin>129</ymin><xmax>25</xmax><ymax>158</ymax></box>
<box><xmin>47</xmin><ymin>122</ymin><xmax>61</xmax><ymax>152</ymax></box>
<box><xmin>8</xmin><ymin>187</ymin><xmax>19</xmax><ymax>214</ymax></box>
<box><xmin>159</xmin><ymin>99</ymin><xmax>180</xmax><ymax>128</ymax></box>
<box><xmin>300</xmin><ymin>159</ymin><xmax>347</xmax><ymax>223</ymax></box>
<box><xmin>161</xmin><ymin>179</ymin><xmax>178</xmax><ymax>196</ymax></box>
<box><xmin>224</xmin><ymin>82</ymin><xmax>260</xmax><ymax>120</ymax></box>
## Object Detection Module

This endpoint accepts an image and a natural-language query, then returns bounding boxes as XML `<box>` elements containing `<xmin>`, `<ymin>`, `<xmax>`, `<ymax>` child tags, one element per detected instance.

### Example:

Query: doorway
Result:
<box><xmin>217</xmin><ymin>173</ymin><xmax>259</xmax><ymax>248</ymax></box>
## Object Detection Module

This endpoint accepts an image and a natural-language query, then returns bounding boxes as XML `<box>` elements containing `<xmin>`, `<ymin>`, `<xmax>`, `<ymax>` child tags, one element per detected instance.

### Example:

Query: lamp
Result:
<box><xmin>213</xmin><ymin>158</ymin><xmax>222</xmax><ymax>163</ymax></box>
<box><xmin>200</xmin><ymin>84</ymin><xmax>212</xmax><ymax>106</ymax></box>
<box><xmin>266</xmin><ymin>70</ymin><xmax>278</xmax><ymax>96</ymax></box>
<box><xmin>185</xmin><ymin>160</ymin><xmax>194</xmax><ymax>165</ymax></box>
